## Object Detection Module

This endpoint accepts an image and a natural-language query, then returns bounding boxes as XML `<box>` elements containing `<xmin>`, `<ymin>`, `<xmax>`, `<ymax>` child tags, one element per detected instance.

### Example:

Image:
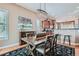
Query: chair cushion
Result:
<box><xmin>36</xmin><ymin>48</ymin><xmax>50</xmax><ymax>54</ymax></box>
<box><xmin>36</xmin><ymin>48</ymin><xmax>44</xmax><ymax>54</ymax></box>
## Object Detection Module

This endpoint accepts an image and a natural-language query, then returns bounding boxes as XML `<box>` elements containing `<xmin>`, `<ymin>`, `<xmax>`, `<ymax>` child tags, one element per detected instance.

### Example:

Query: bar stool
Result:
<box><xmin>63</xmin><ymin>35</ymin><xmax>71</xmax><ymax>45</ymax></box>
<box><xmin>53</xmin><ymin>34</ymin><xmax>61</xmax><ymax>43</ymax></box>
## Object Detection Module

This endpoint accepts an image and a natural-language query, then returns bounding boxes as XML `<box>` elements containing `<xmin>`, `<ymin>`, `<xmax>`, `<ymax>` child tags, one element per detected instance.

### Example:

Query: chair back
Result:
<box><xmin>25</xmin><ymin>39</ymin><xmax>35</xmax><ymax>56</ymax></box>
<box><xmin>53</xmin><ymin>34</ymin><xmax>60</xmax><ymax>47</ymax></box>
<box><xmin>25</xmin><ymin>34</ymin><xmax>36</xmax><ymax>52</ymax></box>
<box><xmin>44</xmin><ymin>36</ymin><xmax>52</xmax><ymax>54</ymax></box>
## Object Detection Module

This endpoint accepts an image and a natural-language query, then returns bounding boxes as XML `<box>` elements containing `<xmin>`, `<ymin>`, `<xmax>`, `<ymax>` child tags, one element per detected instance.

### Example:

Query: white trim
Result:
<box><xmin>0</xmin><ymin>43</ymin><xmax>19</xmax><ymax>49</ymax></box>
<box><xmin>58</xmin><ymin>40</ymin><xmax>79</xmax><ymax>45</ymax></box>
<box><xmin>63</xmin><ymin>41</ymin><xmax>79</xmax><ymax>45</ymax></box>
<box><xmin>74</xmin><ymin>43</ymin><xmax>79</xmax><ymax>45</ymax></box>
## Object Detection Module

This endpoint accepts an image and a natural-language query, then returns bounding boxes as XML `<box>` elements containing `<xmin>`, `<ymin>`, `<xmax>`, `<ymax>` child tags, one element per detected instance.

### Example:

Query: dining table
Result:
<box><xmin>21</xmin><ymin>34</ymin><xmax>54</xmax><ymax>50</ymax></box>
<box><xmin>21</xmin><ymin>37</ymin><xmax>47</xmax><ymax>46</ymax></box>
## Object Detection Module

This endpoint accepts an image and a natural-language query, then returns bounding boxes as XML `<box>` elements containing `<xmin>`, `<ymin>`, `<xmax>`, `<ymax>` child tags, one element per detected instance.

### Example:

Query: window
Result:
<box><xmin>18</xmin><ymin>16</ymin><xmax>32</xmax><ymax>30</ymax></box>
<box><xmin>0</xmin><ymin>9</ymin><xmax>8</xmax><ymax>40</ymax></box>
<box><xmin>35</xmin><ymin>18</ymin><xmax>41</xmax><ymax>33</ymax></box>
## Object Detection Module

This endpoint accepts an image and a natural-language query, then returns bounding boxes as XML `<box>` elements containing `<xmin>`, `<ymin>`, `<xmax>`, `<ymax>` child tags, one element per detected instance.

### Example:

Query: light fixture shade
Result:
<box><xmin>37</xmin><ymin>9</ymin><xmax>48</xmax><ymax>15</ymax></box>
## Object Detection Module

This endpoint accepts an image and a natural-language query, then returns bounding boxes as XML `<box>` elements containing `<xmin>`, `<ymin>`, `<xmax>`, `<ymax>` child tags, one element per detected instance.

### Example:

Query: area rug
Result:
<box><xmin>1</xmin><ymin>44</ymin><xmax>75</xmax><ymax>56</ymax></box>
<box><xmin>52</xmin><ymin>44</ymin><xmax>75</xmax><ymax>56</ymax></box>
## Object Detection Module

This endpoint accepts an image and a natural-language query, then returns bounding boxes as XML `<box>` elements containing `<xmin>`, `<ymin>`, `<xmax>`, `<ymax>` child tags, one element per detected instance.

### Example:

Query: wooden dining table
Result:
<box><xmin>21</xmin><ymin>34</ymin><xmax>53</xmax><ymax>47</ymax></box>
<box><xmin>21</xmin><ymin>37</ymin><xmax>47</xmax><ymax>46</ymax></box>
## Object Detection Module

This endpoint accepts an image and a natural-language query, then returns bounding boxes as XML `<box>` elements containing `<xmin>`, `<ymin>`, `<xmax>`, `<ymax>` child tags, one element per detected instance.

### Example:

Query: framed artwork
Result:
<box><xmin>18</xmin><ymin>16</ymin><xmax>33</xmax><ymax>30</ymax></box>
<box><xmin>0</xmin><ymin>9</ymin><xmax>9</xmax><ymax>40</ymax></box>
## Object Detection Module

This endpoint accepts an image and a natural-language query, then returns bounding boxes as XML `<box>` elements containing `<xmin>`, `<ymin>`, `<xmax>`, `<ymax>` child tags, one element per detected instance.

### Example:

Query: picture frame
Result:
<box><xmin>18</xmin><ymin>16</ymin><xmax>33</xmax><ymax>30</ymax></box>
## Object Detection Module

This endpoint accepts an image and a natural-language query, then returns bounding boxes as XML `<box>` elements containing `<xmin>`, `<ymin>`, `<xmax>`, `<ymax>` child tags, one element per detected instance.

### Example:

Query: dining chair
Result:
<box><xmin>25</xmin><ymin>35</ymin><xmax>36</xmax><ymax>56</ymax></box>
<box><xmin>26</xmin><ymin>43</ymin><xmax>35</xmax><ymax>56</ymax></box>
<box><xmin>53</xmin><ymin>34</ymin><xmax>60</xmax><ymax>45</ymax></box>
<box><xmin>48</xmin><ymin>35</ymin><xmax>55</xmax><ymax>55</ymax></box>
<box><xmin>35</xmin><ymin>36</ymin><xmax>52</xmax><ymax>56</ymax></box>
<box><xmin>52</xmin><ymin>34</ymin><xmax>62</xmax><ymax>55</ymax></box>
<box><xmin>45</xmin><ymin>34</ymin><xmax>58</xmax><ymax>55</ymax></box>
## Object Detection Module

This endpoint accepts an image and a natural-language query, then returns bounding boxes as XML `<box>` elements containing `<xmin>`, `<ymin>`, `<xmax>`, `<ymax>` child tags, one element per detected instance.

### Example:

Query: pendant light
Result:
<box><xmin>37</xmin><ymin>3</ymin><xmax>48</xmax><ymax>17</ymax></box>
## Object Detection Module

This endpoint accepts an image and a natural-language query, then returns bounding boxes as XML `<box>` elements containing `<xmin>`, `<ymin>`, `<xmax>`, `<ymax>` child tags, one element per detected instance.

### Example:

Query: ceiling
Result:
<box><xmin>17</xmin><ymin>3</ymin><xmax>79</xmax><ymax>20</ymax></box>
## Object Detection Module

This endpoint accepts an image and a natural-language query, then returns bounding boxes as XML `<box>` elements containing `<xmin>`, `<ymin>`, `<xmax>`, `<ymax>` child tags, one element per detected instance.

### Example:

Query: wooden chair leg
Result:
<box><xmin>63</xmin><ymin>36</ymin><xmax>66</xmax><ymax>44</ymax></box>
<box><xmin>69</xmin><ymin>37</ymin><xmax>71</xmax><ymax>45</ymax></box>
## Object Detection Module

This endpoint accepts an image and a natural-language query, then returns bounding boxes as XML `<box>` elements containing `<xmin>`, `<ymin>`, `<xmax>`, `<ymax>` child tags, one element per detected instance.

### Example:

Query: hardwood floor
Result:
<box><xmin>0</xmin><ymin>44</ymin><xmax>79</xmax><ymax>56</ymax></box>
<box><xmin>74</xmin><ymin>46</ymin><xmax>79</xmax><ymax>56</ymax></box>
<box><xmin>0</xmin><ymin>44</ymin><xmax>27</xmax><ymax>55</ymax></box>
<box><xmin>58</xmin><ymin>43</ymin><xmax>79</xmax><ymax>56</ymax></box>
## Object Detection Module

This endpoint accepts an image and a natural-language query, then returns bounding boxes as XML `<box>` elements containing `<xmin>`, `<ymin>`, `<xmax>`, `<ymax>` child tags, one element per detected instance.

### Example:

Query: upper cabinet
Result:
<box><xmin>75</xmin><ymin>19</ymin><xmax>79</xmax><ymax>28</ymax></box>
<box><xmin>56</xmin><ymin>20</ymin><xmax>76</xmax><ymax>29</ymax></box>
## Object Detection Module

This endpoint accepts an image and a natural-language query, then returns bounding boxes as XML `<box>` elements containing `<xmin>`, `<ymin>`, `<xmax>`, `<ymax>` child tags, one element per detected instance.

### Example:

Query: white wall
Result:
<box><xmin>0</xmin><ymin>3</ymin><xmax>37</xmax><ymax>48</ymax></box>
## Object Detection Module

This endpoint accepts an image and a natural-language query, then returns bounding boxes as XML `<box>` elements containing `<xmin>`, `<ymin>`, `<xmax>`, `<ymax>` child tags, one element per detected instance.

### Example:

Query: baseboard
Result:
<box><xmin>74</xmin><ymin>43</ymin><xmax>79</xmax><ymax>46</ymax></box>
<box><xmin>63</xmin><ymin>41</ymin><xmax>79</xmax><ymax>46</ymax></box>
<box><xmin>58</xmin><ymin>41</ymin><xmax>79</xmax><ymax>46</ymax></box>
<box><xmin>0</xmin><ymin>42</ymin><xmax>19</xmax><ymax>49</ymax></box>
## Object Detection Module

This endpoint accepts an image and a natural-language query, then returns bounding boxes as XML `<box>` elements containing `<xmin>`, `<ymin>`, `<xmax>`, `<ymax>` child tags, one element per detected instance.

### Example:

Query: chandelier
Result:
<box><xmin>37</xmin><ymin>3</ymin><xmax>48</xmax><ymax>16</ymax></box>
<box><xmin>37</xmin><ymin>3</ymin><xmax>55</xmax><ymax>20</ymax></box>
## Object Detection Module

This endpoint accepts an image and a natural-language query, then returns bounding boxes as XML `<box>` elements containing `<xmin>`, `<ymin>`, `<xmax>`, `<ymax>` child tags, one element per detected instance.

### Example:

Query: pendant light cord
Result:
<box><xmin>40</xmin><ymin>3</ymin><xmax>41</xmax><ymax>10</ymax></box>
<box><xmin>44</xmin><ymin>3</ymin><xmax>46</xmax><ymax>11</ymax></box>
